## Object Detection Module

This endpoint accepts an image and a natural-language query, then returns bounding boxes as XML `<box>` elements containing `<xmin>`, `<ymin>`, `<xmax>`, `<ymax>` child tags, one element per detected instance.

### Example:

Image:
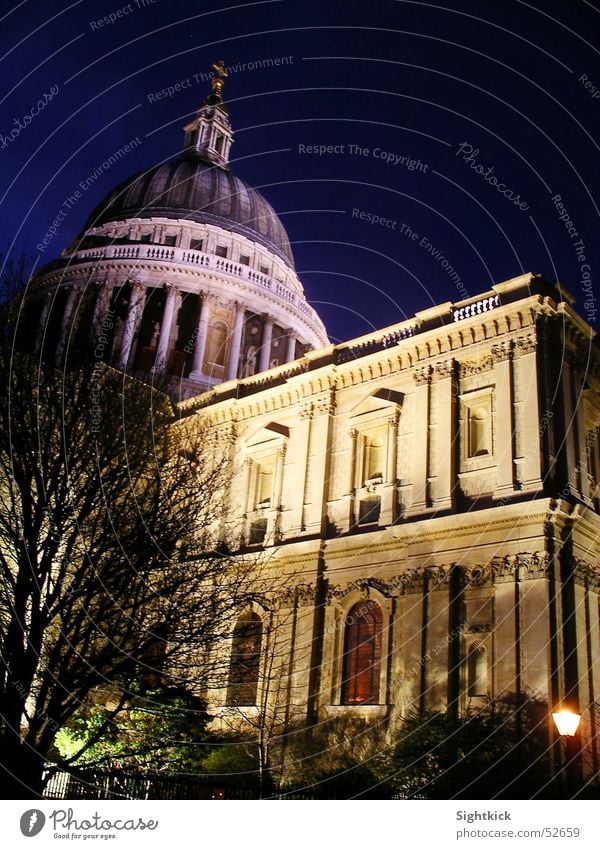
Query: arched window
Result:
<box><xmin>467</xmin><ymin>645</ymin><xmax>488</xmax><ymax>697</ymax></box>
<box><xmin>227</xmin><ymin>612</ymin><xmax>263</xmax><ymax>705</ymax></box>
<box><xmin>341</xmin><ymin>601</ymin><xmax>383</xmax><ymax>705</ymax></box>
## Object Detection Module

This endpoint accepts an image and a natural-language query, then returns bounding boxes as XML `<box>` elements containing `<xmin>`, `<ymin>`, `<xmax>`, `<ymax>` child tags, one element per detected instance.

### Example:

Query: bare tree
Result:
<box><xmin>217</xmin><ymin>585</ymin><xmax>313</xmax><ymax>797</ymax></box>
<box><xmin>0</xmin><ymin>264</ymin><xmax>260</xmax><ymax>798</ymax></box>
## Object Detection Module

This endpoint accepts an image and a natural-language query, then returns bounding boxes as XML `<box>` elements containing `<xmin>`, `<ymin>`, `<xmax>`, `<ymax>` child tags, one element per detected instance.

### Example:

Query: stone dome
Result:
<box><xmin>30</xmin><ymin>68</ymin><xmax>329</xmax><ymax>399</ymax></box>
<box><xmin>84</xmin><ymin>156</ymin><xmax>295</xmax><ymax>268</ymax></box>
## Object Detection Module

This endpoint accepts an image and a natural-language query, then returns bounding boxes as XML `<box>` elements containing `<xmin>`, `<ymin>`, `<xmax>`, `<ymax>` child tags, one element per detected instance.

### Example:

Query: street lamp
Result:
<box><xmin>552</xmin><ymin>709</ymin><xmax>581</xmax><ymax>737</ymax></box>
<box><xmin>552</xmin><ymin>707</ymin><xmax>582</xmax><ymax>796</ymax></box>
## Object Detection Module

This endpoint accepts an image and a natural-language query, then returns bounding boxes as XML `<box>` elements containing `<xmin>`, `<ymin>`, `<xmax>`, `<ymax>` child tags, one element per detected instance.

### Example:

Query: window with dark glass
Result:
<box><xmin>163</xmin><ymin>235</ymin><xmax>177</xmax><ymax>247</ymax></box>
<box><xmin>341</xmin><ymin>601</ymin><xmax>382</xmax><ymax>704</ymax></box>
<box><xmin>358</xmin><ymin>496</ymin><xmax>381</xmax><ymax>526</ymax></box>
<box><xmin>467</xmin><ymin>645</ymin><xmax>488</xmax><ymax>697</ymax></box>
<box><xmin>190</xmin><ymin>239</ymin><xmax>204</xmax><ymax>251</ymax></box>
<box><xmin>215</xmin><ymin>245</ymin><xmax>228</xmax><ymax>258</ymax></box>
<box><xmin>227</xmin><ymin>612</ymin><xmax>263</xmax><ymax>705</ymax></box>
<box><xmin>239</xmin><ymin>254</ymin><xmax>250</xmax><ymax>265</ymax></box>
<box><xmin>248</xmin><ymin>518</ymin><xmax>267</xmax><ymax>545</ymax></box>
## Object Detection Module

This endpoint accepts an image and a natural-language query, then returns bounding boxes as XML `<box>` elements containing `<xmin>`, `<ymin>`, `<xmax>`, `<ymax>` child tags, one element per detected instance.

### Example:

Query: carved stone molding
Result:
<box><xmin>491</xmin><ymin>556</ymin><xmax>517</xmax><ymax>584</ymax></box>
<box><xmin>513</xmin><ymin>335</ymin><xmax>537</xmax><ymax>358</ymax></box>
<box><xmin>485</xmin><ymin>552</ymin><xmax>552</xmax><ymax>583</ymax></box>
<box><xmin>388</xmin><ymin>570</ymin><xmax>424</xmax><ymax>596</ymax></box>
<box><xmin>327</xmin><ymin>577</ymin><xmax>392</xmax><ymax>603</ymax></box>
<box><xmin>490</xmin><ymin>342</ymin><xmax>510</xmax><ymax>363</ymax></box>
<box><xmin>515</xmin><ymin>552</ymin><xmax>551</xmax><ymax>580</ymax></box>
<box><xmin>459</xmin><ymin>354</ymin><xmax>495</xmax><ymax>377</ymax></box>
<box><xmin>425</xmin><ymin>565</ymin><xmax>452</xmax><ymax>590</ymax></box>
<box><xmin>464</xmin><ymin>623</ymin><xmax>491</xmax><ymax>634</ymax></box>
<box><xmin>413</xmin><ymin>366</ymin><xmax>431</xmax><ymax>386</ymax></box>
<box><xmin>280</xmin><ymin>583</ymin><xmax>316</xmax><ymax>606</ymax></box>
<box><xmin>313</xmin><ymin>394</ymin><xmax>336</xmax><ymax>416</ymax></box>
<box><xmin>433</xmin><ymin>360</ymin><xmax>454</xmax><ymax>381</ymax></box>
<box><xmin>463</xmin><ymin>564</ymin><xmax>493</xmax><ymax>587</ymax></box>
<box><xmin>574</xmin><ymin>558</ymin><xmax>600</xmax><ymax>592</ymax></box>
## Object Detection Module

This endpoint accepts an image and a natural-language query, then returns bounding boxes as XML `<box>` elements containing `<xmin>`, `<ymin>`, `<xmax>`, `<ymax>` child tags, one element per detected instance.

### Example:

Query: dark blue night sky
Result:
<box><xmin>1</xmin><ymin>0</ymin><xmax>599</xmax><ymax>344</ymax></box>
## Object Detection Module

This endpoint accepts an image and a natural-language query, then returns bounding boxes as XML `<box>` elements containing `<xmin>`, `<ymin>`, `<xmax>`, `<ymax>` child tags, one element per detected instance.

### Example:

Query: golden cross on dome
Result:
<box><xmin>212</xmin><ymin>60</ymin><xmax>229</xmax><ymax>79</ymax></box>
<box><xmin>211</xmin><ymin>60</ymin><xmax>229</xmax><ymax>96</ymax></box>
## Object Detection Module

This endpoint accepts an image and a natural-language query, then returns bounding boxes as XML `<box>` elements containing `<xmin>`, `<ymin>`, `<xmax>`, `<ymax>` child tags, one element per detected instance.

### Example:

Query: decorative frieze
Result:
<box><xmin>413</xmin><ymin>365</ymin><xmax>431</xmax><ymax>386</ymax></box>
<box><xmin>433</xmin><ymin>360</ymin><xmax>454</xmax><ymax>381</ymax></box>
<box><xmin>489</xmin><ymin>552</ymin><xmax>551</xmax><ymax>582</ymax></box>
<box><xmin>574</xmin><ymin>558</ymin><xmax>600</xmax><ymax>592</ymax></box>
<box><xmin>459</xmin><ymin>354</ymin><xmax>495</xmax><ymax>377</ymax></box>
<box><xmin>513</xmin><ymin>335</ymin><xmax>537</xmax><ymax>358</ymax></box>
<box><xmin>463</xmin><ymin>564</ymin><xmax>493</xmax><ymax>587</ymax></box>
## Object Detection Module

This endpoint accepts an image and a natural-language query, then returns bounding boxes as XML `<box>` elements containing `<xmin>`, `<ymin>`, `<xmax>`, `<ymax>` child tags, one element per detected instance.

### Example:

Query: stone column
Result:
<box><xmin>510</xmin><ymin>350</ymin><xmax>525</xmax><ymax>489</ymax></box>
<box><xmin>285</xmin><ymin>329</ymin><xmax>297</xmax><ymax>363</ymax></box>
<box><xmin>272</xmin><ymin>446</ymin><xmax>287</xmax><ymax>541</ymax></box>
<box><xmin>226</xmin><ymin>302</ymin><xmax>245</xmax><ymax>381</ymax></box>
<box><xmin>117</xmin><ymin>283</ymin><xmax>145</xmax><ymax>371</ymax></box>
<box><xmin>348</xmin><ymin>427</ymin><xmax>359</xmax><ymax>529</ymax></box>
<box><xmin>258</xmin><ymin>315</ymin><xmax>274</xmax><ymax>372</ymax></box>
<box><xmin>55</xmin><ymin>286</ymin><xmax>79</xmax><ymax>364</ymax></box>
<box><xmin>426</xmin><ymin>372</ymin><xmax>438</xmax><ymax>507</ymax></box>
<box><xmin>381</xmin><ymin>414</ymin><xmax>399</xmax><ymax>525</ymax></box>
<box><xmin>189</xmin><ymin>293</ymin><xmax>212</xmax><ymax>381</ymax></box>
<box><xmin>153</xmin><ymin>284</ymin><xmax>179</xmax><ymax>372</ymax></box>
<box><xmin>34</xmin><ymin>292</ymin><xmax>53</xmax><ymax>356</ymax></box>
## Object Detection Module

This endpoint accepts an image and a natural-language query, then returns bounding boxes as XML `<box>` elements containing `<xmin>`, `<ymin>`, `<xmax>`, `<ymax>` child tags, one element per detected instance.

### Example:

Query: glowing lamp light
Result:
<box><xmin>552</xmin><ymin>709</ymin><xmax>581</xmax><ymax>737</ymax></box>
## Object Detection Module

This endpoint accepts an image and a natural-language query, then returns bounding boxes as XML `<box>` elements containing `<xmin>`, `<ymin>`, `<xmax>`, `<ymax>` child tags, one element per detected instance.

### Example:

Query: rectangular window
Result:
<box><xmin>239</xmin><ymin>255</ymin><xmax>250</xmax><ymax>266</ymax></box>
<box><xmin>190</xmin><ymin>239</ymin><xmax>203</xmax><ymax>251</ymax></box>
<box><xmin>255</xmin><ymin>461</ymin><xmax>274</xmax><ymax>507</ymax></box>
<box><xmin>139</xmin><ymin>233</ymin><xmax>152</xmax><ymax>244</ymax></box>
<box><xmin>215</xmin><ymin>245</ymin><xmax>228</xmax><ymax>258</ymax></box>
<box><xmin>259</xmin><ymin>265</ymin><xmax>269</xmax><ymax>276</ymax></box>
<box><xmin>249</xmin><ymin>519</ymin><xmax>267</xmax><ymax>545</ymax></box>
<box><xmin>163</xmin><ymin>235</ymin><xmax>177</xmax><ymax>247</ymax></box>
<box><xmin>358</xmin><ymin>496</ymin><xmax>381</xmax><ymax>525</ymax></box>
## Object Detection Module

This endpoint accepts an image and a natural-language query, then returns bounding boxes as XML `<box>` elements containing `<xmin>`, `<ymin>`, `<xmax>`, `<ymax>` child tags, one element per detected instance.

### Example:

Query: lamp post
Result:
<box><xmin>552</xmin><ymin>707</ymin><xmax>581</xmax><ymax>797</ymax></box>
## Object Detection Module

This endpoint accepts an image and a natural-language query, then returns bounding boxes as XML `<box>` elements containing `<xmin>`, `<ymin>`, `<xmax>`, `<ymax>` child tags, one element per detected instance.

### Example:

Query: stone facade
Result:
<box><xmin>176</xmin><ymin>273</ymin><xmax>600</xmax><ymax>776</ymax></box>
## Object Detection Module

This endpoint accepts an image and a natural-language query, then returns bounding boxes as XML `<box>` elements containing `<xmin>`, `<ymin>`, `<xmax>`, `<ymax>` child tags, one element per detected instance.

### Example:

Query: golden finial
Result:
<box><xmin>211</xmin><ymin>60</ymin><xmax>228</xmax><ymax>95</ymax></box>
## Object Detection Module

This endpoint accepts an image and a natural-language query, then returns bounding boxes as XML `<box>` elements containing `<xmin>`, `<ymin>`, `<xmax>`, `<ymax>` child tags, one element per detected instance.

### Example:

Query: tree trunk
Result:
<box><xmin>0</xmin><ymin>732</ymin><xmax>46</xmax><ymax>799</ymax></box>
